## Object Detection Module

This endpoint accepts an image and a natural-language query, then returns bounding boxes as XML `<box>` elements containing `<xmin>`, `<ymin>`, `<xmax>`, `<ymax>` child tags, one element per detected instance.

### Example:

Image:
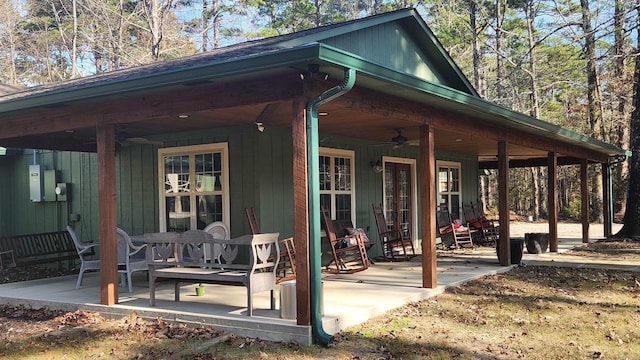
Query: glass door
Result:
<box><xmin>384</xmin><ymin>162</ymin><xmax>412</xmax><ymax>238</ymax></box>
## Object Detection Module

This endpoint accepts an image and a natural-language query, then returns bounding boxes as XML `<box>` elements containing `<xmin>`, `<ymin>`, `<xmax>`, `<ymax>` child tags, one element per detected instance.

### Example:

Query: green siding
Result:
<box><xmin>322</xmin><ymin>23</ymin><xmax>444</xmax><ymax>85</ymax></box>
<box><xmin>1</xmin><ymin>127</ymin><xmax>480</xmax><ymax>259</ymax></box>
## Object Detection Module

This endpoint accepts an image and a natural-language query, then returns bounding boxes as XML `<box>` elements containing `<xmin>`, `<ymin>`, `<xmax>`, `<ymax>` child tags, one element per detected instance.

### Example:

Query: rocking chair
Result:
<box><xmin>463</xmin><ymin>202</ymin><xmax>498</xmax><ymax>244</ymax></box>
<box><xmin>436</xmin><ymin>206</ymin><xmax>474</xmax><ymax>249</ymax></box>
<box><xmin>372</xmin><ymin>204</ymin><xmax>415</xmax><ymax>261</ymax></box>
<box><xmin>320</xmin><ymin>206</ymin><xmax>370</xmax><ymax>274</ymax></box>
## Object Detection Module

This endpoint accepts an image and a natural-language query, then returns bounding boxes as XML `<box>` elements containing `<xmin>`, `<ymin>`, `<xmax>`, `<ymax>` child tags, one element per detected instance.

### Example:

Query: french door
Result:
<box><xmin>383</xmin><ymin>162</ymin><xmax>412</xmax><ymax>238</ymax></box>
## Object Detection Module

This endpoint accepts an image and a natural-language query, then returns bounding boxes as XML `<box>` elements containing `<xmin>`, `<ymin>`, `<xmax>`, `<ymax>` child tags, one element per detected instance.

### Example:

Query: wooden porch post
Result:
<box><xmin>419</xmin><ymin>124</ymin><xmax>436</xmax><ymax>288</ymax></box>
<box><xmin>548</xmin><ymin>152</ymin><xmax>558</xmax><ymax>252</ymax></box>
<box><xmin>580</xmin><ymin>159</ymin><xmax>589</xmax><ymax>243</ymax></box>
<box><xmin>97</xmin><ymin>124</ymin><xmax>118</xmax><ymax>305</ymax></box>
<box><xmin>602</xmin><ymin>162</ymin><xmax>612</xmax><ymax>237</ymax></box>
<box><xmin>292</xmin><ymin>98</ymin><xmax>311</xmax><ymax>325</ymax></box>
<box><xmin>497</xmin><ymin>141</ymin><xmax>510</xmax><ymax>266</ymax></box>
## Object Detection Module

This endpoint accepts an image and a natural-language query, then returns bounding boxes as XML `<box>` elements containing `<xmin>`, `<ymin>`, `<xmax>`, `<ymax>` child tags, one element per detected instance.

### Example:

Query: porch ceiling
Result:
<box><xmin>0</xmin><ymin>95</ymin><xmax>545</xmax><ymax>162</ymax></box>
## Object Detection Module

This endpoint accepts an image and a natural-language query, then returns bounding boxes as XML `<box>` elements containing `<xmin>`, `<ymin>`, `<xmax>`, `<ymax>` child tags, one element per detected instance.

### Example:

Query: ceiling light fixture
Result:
<box><xmin>178</xmin><ymin>113</ymin><xmax>191</xmax><ymax>118</ymax></box>
<box><xmin>318</xmin><ymin>112</ymin><xmax>329</xmax><ymax>116</ymax></box>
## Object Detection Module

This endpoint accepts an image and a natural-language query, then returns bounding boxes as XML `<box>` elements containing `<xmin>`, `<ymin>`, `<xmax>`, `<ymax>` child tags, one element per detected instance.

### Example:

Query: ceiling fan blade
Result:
<box><xmin>125</xmin><ymin>137</ymin><xmax>164</xmax><ymax>145</ymax></box>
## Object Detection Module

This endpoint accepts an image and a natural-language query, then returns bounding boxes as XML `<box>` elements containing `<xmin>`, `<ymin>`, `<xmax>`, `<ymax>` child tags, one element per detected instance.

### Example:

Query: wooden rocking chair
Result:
<box><xmin>245</xmin><ymin>207</ymin><xmax>296</xmax><ymax>283</ymax></box>
<box><xmin>436</xmin><ymin>206</ymin><xmax>474</xmax><ymax>249</ymax></box>
<box><xmin>320</xmin><ymin>206</ymin><xmax>370</xmax><ymax>274</ymax></box>
<box><xmin>468</xmin><ymin>201</ymin><xmax>499</xmax><ymax>244</ymax></box>
<box><xmin>372</xmin><ymin>204</ymin><xmax>415</xmax><ymax>261</ymax></box>
<box><xmin>463</xmin><ymin>202</ymin><xmax>498</xmax><ymax>244</ymax></box>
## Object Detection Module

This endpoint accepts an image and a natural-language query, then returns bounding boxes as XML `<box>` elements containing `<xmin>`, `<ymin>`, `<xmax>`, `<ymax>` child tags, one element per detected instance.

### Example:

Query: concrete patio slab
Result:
<box><xmin>0</xmin><ymin>222</ymin><xmax>624</xmax><ymax>345</ymax></box>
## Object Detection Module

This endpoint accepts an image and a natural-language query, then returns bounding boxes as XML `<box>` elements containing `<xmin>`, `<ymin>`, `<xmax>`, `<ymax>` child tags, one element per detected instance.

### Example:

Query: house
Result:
<box><xmin>0</xmin><ymin>8</ymin><xmax>626</xmax><ymax>344</ymax></box>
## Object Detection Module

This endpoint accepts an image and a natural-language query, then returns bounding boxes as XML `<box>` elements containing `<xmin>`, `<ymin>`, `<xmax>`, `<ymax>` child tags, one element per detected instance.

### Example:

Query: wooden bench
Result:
<box><xmin>145</xmin><ymin>230</ymin><xmax>280</xmax><ymax>316</ymax></box>
<box><xmin>0</xmin><ymin>231</ymin><xmax>83</xmax><ymax>268</ymax></box>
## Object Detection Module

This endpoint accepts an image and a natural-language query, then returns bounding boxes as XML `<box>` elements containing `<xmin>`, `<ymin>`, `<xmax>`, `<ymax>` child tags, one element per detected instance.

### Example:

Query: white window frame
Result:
<box><xmin>319</xmin><ymin>147</ymin><xmax>356</xmax><ymax>223</ymax></box>
<box><xmin>437</xmin><ymin>160</ymin><xmax>462</xmax><ymax>217</ymax></box>
<box><xmin>158</xmin><ymin>143</ymin><xmax>230</xmax><ymax>232</ymax></box>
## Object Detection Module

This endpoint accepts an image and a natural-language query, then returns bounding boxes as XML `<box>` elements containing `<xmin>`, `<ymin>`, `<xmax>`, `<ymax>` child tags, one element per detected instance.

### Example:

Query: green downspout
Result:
<box><xmin>306</xmin><ymin>68</ymin><xmax>356</xmax><ymax>346</ymax></box>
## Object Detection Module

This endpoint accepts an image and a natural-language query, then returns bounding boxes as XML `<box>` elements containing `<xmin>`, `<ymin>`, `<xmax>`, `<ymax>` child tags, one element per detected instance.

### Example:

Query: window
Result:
<box><xmin>437</xmin><ymin>161</ymin><xmax>461</xmax><ymax>219</ymax></box>
<box><xmin>158</xmin><ymin>143</ymin><xmax>229</xmax><ymax>232</ymax></box>
<box><xmin>319</xmin><ymin>148</ymin><xmax>355</xmax><ymax>221</ymax></box>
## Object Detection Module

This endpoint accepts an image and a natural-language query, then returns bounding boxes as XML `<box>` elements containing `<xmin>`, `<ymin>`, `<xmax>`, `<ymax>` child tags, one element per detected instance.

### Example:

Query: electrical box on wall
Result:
<box><xmin>44</xmin><ymin>170</ymin><xmax>57</xmax><ymax>202</ymax></box>
<box><xmin>56</xmin><ymin>183</ymin><xmax>68</xmax><ymax>202</ymax></box>
<box><xmin>29</xmin><ymin>164</ymin><xmax>44</xmax><ymax>202</ymax></box>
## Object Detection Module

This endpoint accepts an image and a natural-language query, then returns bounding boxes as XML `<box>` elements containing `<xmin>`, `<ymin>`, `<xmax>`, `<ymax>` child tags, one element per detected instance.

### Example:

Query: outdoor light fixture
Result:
<box><xmin>0</xmin><ymin>147</ymin><xmax>6</xmax><ymax>156</ymax></box>
<box><xmin>371</xmin><ymin>160</ymin><xmax>383</xmax><ymax>173</ymax></box>
<box><xmin>255</xmin><ymin>122</ymin><xmax>265</xmax><ymax>132</ymax></box>
<box><xmin>300</xmin><ymin>64</ymin><xmax>329</xmax><ymax>80</ymax></box>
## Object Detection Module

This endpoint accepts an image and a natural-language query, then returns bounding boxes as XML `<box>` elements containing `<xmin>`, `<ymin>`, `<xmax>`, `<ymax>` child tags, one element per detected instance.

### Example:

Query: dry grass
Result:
<box><xmin>1</xmin><ymin>240</ymin><xmax>639</xmax><ymax>359</ymax></box>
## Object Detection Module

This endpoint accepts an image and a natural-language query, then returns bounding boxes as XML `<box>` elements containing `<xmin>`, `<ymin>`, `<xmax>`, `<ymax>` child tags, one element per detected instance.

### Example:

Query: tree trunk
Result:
<box><xmin>495</xmin><ymin>0</ymin><xmax>504</xmax><ymax>104</ymax></box>
<box><xmin>614</xmin><ymin>1</ymin><xmax>640</xmax><ymax>240</ymax></box>
<box><xmin>469</xmin><ymin>0</ymin><xmax>483</xmax><ymax>96</ymax></box>
<box><xmin>580</xmin><ymin>0</ymin><xmax>604</xmax><ymax>221</ymax></box>
<box><xmin>613</xmin><ymin>0</ymin><xmax>630</xmax><ymax>216</ymax></box>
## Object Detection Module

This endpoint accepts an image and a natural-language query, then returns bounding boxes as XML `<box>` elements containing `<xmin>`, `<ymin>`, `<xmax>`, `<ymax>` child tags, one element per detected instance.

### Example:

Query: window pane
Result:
<box><xmin>165</xmin><ymin>155</ymin><xmax>190</xmax><ymax>193</ymax></box>
<box><xmin>451</xmin><ymin>168</ymin><xmax>459</xmax><ymax>192</ymax></box>
<box><xmin>166</xmin><ymin>196</ymin><xmax>191</xmax><ymax>232</ymax></box>
<box><xmin>320</xmin><ymin>194</ymin><xmax>331</xmax><ymax>212</ymax></box>
<box><xmin>335</xmin><ymin>194</ymin><xmax>351</xmax><ymax>220</ymax></box>
<box><xmin>196</xmin><ymin>194</ymin><xmax>222</xmax><ymax>229</ymax></box>
<box><xmin>438</xmin><ymin>167</ymin><xmax>448</xmax><ymax>192</ymax></box>
<box><xmin>319</xmin><ymin>156</ymin><xmax>331</xmax><ymax>191</ymax></box>
<box><xmin>334</xmin><ymin>157</ymin><xmax>351</xmax><ymax>191</ymax></box>
<box><xmin>450</xmin><ymin>195</ymin><xmax>460</xmax><ymax>219</ymax></box>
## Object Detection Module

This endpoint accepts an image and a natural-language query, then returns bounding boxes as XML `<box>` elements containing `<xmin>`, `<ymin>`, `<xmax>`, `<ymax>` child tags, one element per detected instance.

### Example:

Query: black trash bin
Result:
<box><xmin>496</xmin><ymin>238</ymin><xmax>524</xmax><ymax>264</ymax></box>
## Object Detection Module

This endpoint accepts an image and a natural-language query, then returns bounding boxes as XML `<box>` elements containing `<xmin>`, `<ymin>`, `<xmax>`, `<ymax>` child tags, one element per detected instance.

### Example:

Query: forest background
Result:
<box><xmin>0</xmin><ymin>0</ymin><xmax>638</xmax><ymax>225</ymax></box>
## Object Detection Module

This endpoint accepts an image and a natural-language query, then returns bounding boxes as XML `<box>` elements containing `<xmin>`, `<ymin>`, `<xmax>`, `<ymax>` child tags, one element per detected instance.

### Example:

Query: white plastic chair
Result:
<box><xmin>203</xmin><ymin>221</ymin><xmax>229</xmax><ymax>264</ymax></box>
<box><xmin>67</xmin><ymin>226</ymin><xmax>100</xmax><ymax>289</ymax></box>
<box><xmin>117</xmin><ymin>227</ymin><xmax>148</xmax><ymax>292</ymax></box>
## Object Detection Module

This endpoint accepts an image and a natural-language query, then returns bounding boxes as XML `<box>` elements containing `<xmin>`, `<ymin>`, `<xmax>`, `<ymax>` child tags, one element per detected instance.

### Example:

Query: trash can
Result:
<box><xmin>279</xmin><ymin>280</ymin><xmax>324</xmax><ymax>320</ymax></box>
<box><xmin>280</xmin><ymin>280</ymin><xmax>297</xmax><ymax>320</ymax></box>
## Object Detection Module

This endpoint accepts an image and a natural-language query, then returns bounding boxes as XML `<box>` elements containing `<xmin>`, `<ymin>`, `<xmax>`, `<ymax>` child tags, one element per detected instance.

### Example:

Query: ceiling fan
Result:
<box><xmin>390</xmin><ymin>128</ymin><xmax>408</xmax><ymax>147</ymax></box>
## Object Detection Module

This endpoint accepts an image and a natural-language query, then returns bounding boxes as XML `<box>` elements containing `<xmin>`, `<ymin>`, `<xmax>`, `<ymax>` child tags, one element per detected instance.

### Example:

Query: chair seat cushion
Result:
<box><xmin>345</xmin><ymin>227</ymin><xmax>371</xmax><ymax>243</ymax></box>
<box><xmin>439</xmin><ymin>223</ymin><xmax>464</xmax><ymax>235</ymax></box>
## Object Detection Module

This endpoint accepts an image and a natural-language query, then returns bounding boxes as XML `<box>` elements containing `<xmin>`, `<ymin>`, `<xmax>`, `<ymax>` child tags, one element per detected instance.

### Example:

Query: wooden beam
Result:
<box><xmin>419</xmin><ymin>124</ymin><xmax>437</xmax><ymax>288</ymax></box>
<box><xmin>331</xmin><ymin>88</ymin><xmax>611</xmax><ymax>162</ymax></box>
<box><xmin>581</xmin><ymin>159</ymin><xmax>589</xmax><ymax>243</ymax></box>
<box><xmin>0</xmin><ymin>74</ymin><xmax>304</xmax><ymax>139</ymax></box>
<box><xmin>97</xmin><ymin>124</ymin><xmax>118</xmax><ymax>305</ymax></box>
<box><xmin>291</xmin><ymin>98</ymin><xmax>311</xmax><ymax>325</ymax></box>
<box><xmin>479</xmin><ymin>156</ymin><xmax>584</xmax><ymax>169</ymax></box>
<box><xmin>497</xmin><ymin>141</ymin><xmax>510</xmax><ymax>266</ymax></box>
<box><xmin>548</xmin><ymin>152</ymin><xmax>558</xmax><ymax>252</ymax></box>
<box><xmin>602</xmin><ymin>162</ymin><xmax>612</xmax><ymax>237</ymax></box>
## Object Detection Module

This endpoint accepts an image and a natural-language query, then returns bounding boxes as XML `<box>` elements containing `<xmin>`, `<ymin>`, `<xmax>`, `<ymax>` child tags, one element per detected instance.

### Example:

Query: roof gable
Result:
<box><xmin>274</xmin><ymin>8</ymin><xmax>478</xmax><ymax>96</ymax></box>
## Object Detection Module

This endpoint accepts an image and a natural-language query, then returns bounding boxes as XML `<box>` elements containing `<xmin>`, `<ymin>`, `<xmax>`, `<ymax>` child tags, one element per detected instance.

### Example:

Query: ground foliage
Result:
<box><xmin>0</xmin><ymin>240</ymin><xmax>639</xmax><ymax>359</ymax></box>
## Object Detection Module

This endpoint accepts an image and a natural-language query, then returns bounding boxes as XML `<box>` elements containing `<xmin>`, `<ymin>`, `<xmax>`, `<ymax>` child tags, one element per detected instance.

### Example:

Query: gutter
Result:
<box><xmin>306</xmin><ymin>67</ymin><xmax>356</xmax><ymax>346</ymax></box>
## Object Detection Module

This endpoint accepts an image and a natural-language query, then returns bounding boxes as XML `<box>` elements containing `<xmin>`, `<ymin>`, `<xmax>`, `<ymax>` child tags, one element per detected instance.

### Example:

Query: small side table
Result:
<box><xmin>0</xmin><ymin>249</ymin><xmax>16</xmax><ymax>269</ymax></box>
